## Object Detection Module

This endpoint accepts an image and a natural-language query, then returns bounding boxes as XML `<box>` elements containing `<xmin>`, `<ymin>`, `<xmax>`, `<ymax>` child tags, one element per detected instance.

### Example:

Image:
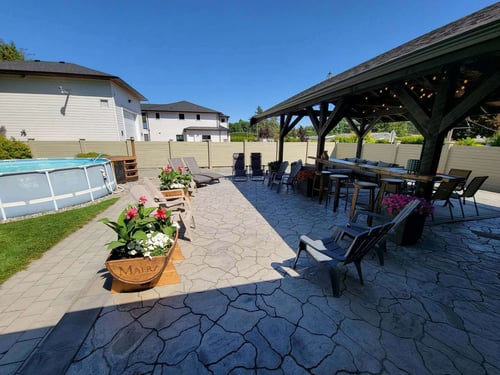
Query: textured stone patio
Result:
<box><xmin>3</xmin><ymin>172</ymin><xmax>500</xmax><ymax>374</ymax></box>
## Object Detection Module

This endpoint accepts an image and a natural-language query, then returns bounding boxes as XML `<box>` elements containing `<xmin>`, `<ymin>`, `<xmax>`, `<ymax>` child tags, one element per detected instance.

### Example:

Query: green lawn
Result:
<box><xmin>0</xmin><ymin>198</ymin><xmax>118</xmax><ymax>284</ymax></box>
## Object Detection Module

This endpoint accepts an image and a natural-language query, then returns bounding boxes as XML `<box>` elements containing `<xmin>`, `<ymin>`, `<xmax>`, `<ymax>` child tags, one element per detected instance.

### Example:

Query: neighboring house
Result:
<box><xmin>141</xmin><ymin>101</ymin><xmax>230</xmax><ymax>142</ymax></box>
<box><xmin>0</xmin><ymin>60</ymin><xmax>147</xmax><ymax>141</ymax></box>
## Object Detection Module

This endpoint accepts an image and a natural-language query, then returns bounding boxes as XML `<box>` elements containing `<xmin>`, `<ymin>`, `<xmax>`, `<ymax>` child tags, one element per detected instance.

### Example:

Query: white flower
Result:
<box><xmin>129</xmin><ymin>249</ymin><xmax>137</xmax><ymax>256</ymax></box>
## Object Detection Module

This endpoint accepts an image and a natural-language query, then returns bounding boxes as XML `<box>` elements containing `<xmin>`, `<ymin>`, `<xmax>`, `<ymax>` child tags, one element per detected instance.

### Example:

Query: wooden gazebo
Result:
<box><xmin>251</xmin><ymin>3</ymin><xmax>500</xmax><ymax>198</ymax></box>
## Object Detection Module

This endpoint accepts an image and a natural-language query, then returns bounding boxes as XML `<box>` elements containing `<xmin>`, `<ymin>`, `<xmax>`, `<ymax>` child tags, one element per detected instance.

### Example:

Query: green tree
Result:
<box><xmin>254</xmin><ymin>106</ymin><xmax>279</xmax><ymax>139</ymax></box>
<box><xmin>371</xmin><ymin>121</ymin><xmax>416</xmax><ymax>136</ymax></box>
<box><xmin>0</xmin><ymin>40</ymin><xmax>25</xmax><ymax>61</ymax></box>
<box><xmin>229</xmin><ymin>119</ymin><xmax>250</xmax><ymax>133</ymax></box>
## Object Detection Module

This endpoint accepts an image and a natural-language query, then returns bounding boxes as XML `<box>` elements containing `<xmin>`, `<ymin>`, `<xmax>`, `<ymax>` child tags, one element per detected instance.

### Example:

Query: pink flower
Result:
<box><xmin>125</xmin><ymin>207</ymin><xmax>138</xmax><ymax>220</ymax></box>
<box><xmin>138</xmin><ymin>195</ymin><xmax>147</xmax><ymax>205</ymax></box>
<box><xmin>154</xmin><ymin>208</ymin><xmax>167</xmax><ymax>220</ymax></box>
<box><xmin>177</xmin><ymin>166</ymin><xmax>184</xmax><ymax>172</ymax></box>
<box><xmin>163</xmin><ymin>165</ymin><xmax>172</xmax><ymax>173</ymax></box>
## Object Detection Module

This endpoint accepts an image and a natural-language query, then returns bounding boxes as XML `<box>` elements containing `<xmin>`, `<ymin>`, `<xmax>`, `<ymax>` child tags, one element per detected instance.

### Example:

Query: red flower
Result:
<box><xmin>125</xmin><ymin>207</ymin><xmax>138</xmax><ymax>220</ymax></box>
<box><xmin>138</xmin><ymin>195</ymin><xmax>147</xmax><ymax>205</ymax></box>
<box><xmin>177</xmin><ymin>166</ymin><xmax>184</xmax><ymax>172</ymax></box>
<box><xmin>154</xmin><ymin>208</ymin><xmax>167</xmax><ymax>220</ymax></box>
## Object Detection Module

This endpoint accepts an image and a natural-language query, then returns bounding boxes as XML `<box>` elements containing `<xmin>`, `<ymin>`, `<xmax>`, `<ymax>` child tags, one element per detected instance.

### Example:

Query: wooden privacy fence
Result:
<box><xmin>26</xmin><ymin>139</ymin><xmax>500</xmax><ymax>192</ymax></box>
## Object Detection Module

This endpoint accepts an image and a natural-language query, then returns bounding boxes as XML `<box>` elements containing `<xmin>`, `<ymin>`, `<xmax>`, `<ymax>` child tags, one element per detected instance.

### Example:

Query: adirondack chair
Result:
<box><xmin>341</xmin><ymin>198</ymin><xmax>421</xmax><ymax>264</ymax></box>
<box><xmin>277</xmin><ymin>159</ymin><xmax>303</xmax><ymax>193</ymax></box>
<box><xmin>269</xmin><ymin>161</ymin><xmax>289</xmax><ymax>190</ymax></box>
<box><xmin>293</xmin><ymin>221</ymin><xmax>394</xmax><ymax>297</ymax></box>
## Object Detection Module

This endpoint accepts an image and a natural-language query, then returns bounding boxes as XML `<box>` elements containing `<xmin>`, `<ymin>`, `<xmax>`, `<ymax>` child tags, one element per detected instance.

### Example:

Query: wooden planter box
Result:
<box><xmin>161</xmin><ymin>188</ymin><xmax>190</xmax><ymax>200</ymax></box>
<box><xmin>296</xmin><ymin>179</ymin><xmax>314</xmax><ymax>197</ymax></box>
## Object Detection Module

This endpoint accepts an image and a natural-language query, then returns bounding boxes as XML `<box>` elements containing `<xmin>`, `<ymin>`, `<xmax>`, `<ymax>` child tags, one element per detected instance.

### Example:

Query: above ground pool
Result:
<box><xmin>0</xmin><ymin>158</ymin><xmax>117</xmax><ymax>220</ymax></box>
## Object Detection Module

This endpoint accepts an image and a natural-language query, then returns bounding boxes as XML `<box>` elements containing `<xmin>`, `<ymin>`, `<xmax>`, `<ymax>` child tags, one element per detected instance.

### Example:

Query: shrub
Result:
<box><xmin>0</xmin><ymin>135</ymin><xmax>32</xmax><ymax>159</ymax></box>
<box><xmin>398</xmin><ymin>135</ymin><xmax>424</xmax><ymax>144</ymax></box>
<box><xmin>230</xmin><ymin>133</ymin><xmax>257</xmax><ymax>142</ymax></box>
<box><xmin>454</xmin><ymin>137</ymin><xmax>483</xmax><ymax>146</ymax></box>
<box><xmin>75</xmin><ymin>152</ymin><xmax>109</xmax><ymax>158</ymax></box>
<box><xmin>488</xmin><ymin>132</ymin><xmax>500</xmax><ymax>147</ymax></box>
<box><xmin>335</xmin><ymin>134</ymin><xmax>358</xmax><ymax>143</ymax></box>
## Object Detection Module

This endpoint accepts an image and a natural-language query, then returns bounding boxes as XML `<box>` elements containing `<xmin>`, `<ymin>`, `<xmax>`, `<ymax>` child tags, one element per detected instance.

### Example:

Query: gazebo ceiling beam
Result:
<box><xmin>252</xmin><ymin>37</ymin><xmax>500</xmax><ymax>123</ymax></box>
<box><xmin>440</xmin><ymin>70</ymin><xmax>500</xmax><ymax>133</ymax></box>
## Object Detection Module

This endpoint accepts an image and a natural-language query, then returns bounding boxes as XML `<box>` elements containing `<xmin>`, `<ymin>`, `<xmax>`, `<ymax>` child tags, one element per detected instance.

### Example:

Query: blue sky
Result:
<box><xmin>2</xmin><ymin>0</ymin><xmax>498</xmax><ymax>122</ymax></box>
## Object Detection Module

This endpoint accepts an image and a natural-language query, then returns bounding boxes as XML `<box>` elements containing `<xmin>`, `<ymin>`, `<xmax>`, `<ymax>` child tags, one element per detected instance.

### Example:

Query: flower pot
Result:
<box><xmin>105</xmin><ymin>230</ymin><xmax>178</xmax><ymax>285</ymax></box>
<box><xmin>296</xmin><ymin>179</ymin><xmax>313</xmax><ymax>197</ymax></box>
<box><xmin>391</xmin><ymin>212</ymin><xmax>426</xmax><ymax>246</ymax></box>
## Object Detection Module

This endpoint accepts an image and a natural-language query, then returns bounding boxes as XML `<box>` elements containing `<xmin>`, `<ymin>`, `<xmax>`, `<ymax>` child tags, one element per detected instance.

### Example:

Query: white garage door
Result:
<box><xmin>123</xmin><ymin>110</ymin><xmax>137</xmax><ymax>140</ymax></box>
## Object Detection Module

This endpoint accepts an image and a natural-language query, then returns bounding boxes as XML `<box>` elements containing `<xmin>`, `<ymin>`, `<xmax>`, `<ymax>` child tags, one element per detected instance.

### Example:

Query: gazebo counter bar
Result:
<box><xmin>313</xmin><ymin>157</ymin><xmax>436</xmax><ymax>184</ymax></box>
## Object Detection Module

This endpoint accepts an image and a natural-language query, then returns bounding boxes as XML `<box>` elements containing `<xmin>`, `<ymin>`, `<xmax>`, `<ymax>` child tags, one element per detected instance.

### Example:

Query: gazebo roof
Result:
<box><xmin>251</xmin><ymin>3</ymin><xmax>500</xmax><ymax>125</ymax></box>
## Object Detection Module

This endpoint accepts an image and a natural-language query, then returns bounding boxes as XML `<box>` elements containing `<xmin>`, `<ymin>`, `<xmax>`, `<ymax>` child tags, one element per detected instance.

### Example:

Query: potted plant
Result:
<box><xmin>100</xmin><ymin>195</ymin><xmax>180</xmax><ymax>288</ymax></box>
<box><xmin>381</xmin><ymin>194</ymin><xmax>434</xmax><ymax>245</ymax></box>
<box><xmin>159</xmin><ymin>164</ymin><xmax>192</xmax><ymax>190</ymax></box>
<box><xmin>159</xmin><ymin>164</ymin><xmax>192</xmax><ymax>197</ymax></box>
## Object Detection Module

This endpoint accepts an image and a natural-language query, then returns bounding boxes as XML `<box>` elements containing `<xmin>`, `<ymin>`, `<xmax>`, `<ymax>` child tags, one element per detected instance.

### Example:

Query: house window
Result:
<box><xmin>202</xmin><ymin>135</ymin><xmax>211</xmax><ymax>141</ymax></box>
<box><xmin>176</xmin><ymin>134</ymin><xmax>184</xmax><ymax>141</ymax></box>
<box><xmin>144</xmin><ymin>134</ymin><xmax>150</xmax><ymax>141</ymax></box>
<box><xmin>142</xmin><ymin>113</ymin><xmax>148</xmax><ymax>129</ymax></box>
<box><xmin>155</xmin><ymin>113</ymin><xmax>160</xmax><ymax>119</ymax></box>
<box><xmin>196</xmin><ymin>114</ymin><xmax>201</xmax><ymax>120</ymax></box>
<box><xmin>179</xmin><ymin>113</ymin><xmax>185</xmax><ymax>120</ymax></box>
<box><xmin>220</xmin><ymin>117</ymin><xmax>226</xmax><ymax>123</ymax></box>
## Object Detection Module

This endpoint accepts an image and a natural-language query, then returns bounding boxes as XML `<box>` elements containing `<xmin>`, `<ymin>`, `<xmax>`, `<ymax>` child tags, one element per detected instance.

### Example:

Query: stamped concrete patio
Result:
<box><xmin>2</xmin><ymin>170</ymin><xmax>500</xmax><ymax>374</ymax></box>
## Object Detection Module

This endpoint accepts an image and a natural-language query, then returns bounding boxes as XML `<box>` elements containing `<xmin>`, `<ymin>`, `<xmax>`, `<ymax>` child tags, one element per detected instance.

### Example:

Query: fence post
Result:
<box><xmin>207</xmin><ymin>140</ymin><xmax>212</xmax><ymax>168</ymax></box>
<box><xmin>393</xmin><ymin>142</ymin><xmax>400</xmax><ymax>165</ymax></box>
<box><xmin>168</xmin><ymin>141</ymin><xmax>173</xmax><ymax>159</ymax></box>
<box><xmin>439</xmin><ymin>142</ymin><xmax>453</xmax><ymax>173</ymax></box>
<box><xmin>79</xmin><ymin>139</ymin><xmax>87</xmax><ymax>154</ymax></box>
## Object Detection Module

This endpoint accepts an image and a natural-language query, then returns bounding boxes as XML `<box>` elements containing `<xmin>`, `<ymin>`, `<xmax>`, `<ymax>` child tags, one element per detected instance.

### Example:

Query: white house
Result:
<box><xmin>0</xmin><ymin>60</ymin><xmax>147</xmax><ymax>141</ymax></box>
<box><xmin>141</xmin><ymin>101</ymin><xmax>230</xmax><ymax>142</ymax></box>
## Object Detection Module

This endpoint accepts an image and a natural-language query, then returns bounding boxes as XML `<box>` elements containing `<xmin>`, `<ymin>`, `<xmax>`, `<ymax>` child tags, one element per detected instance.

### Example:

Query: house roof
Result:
<box><xmin>251</xmin><ymin>2</ymin><xmax>500</xmax><ymax>124</ymax></box>
<box><xmin>0</xmin><ymin>60</ymin><xmax>147</xmax><ymax>101</ymax></box>
<box><xmin>141</xmin><ymin>101</ymin><xmax>226</xmax><ymax>115</ymax></box>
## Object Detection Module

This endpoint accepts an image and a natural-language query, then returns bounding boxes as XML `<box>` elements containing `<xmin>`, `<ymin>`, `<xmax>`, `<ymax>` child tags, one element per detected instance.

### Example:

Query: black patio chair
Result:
<box><xmin>450</xmin><ymin>176</ymin><xmax>488</xmax><ymax>217</ymax></box>
<box><xmin>430</xmin><ymin>178</ymin><xmax>462</xmax><ymax>220</ymax></box>
<box><xmin>232</xmin><ymin>153</ymin><xmax>248</xmax><ymax>181</ymax></box>
<box><xmin>250</xmin><ymin>153</ymin><xmax>265</xmax><ymax>182</ymax></box>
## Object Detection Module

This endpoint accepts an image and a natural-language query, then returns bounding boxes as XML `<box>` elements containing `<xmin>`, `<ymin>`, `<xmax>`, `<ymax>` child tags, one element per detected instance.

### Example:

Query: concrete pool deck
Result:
<box><xmin>1</xmin><ymin>169</ymin><xmax>499</xmax><ymax>374</ymax></box>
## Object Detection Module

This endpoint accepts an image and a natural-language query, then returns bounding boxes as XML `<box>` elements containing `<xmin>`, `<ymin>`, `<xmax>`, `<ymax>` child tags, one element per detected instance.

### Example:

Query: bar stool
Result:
<box><xmin>325</xmin><ymin>174</ymin><xmax>350</xmax><ymax>212</ymax></box>
<box><xmin>376</xmin><ymin>178</ymin><xmax>405</xmax><ymax>211</ymax></box>
<box><xmin>312</xmin><ymin>170</ymin><xmax>332</xmax><ymax>204</ymax></box>
<box><xmin>349</xmin><ymin>181</ymin><xmax>378</xmax><ymax>220</ymax></box>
